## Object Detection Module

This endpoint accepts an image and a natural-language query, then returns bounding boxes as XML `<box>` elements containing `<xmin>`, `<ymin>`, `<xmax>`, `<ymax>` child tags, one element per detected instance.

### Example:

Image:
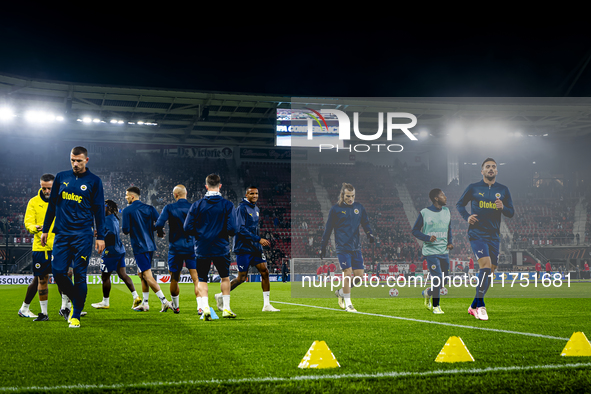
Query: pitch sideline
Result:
<box><xmin>1</xmin><ymin>362</ymin><xmax>590</xmax><ymax>392</ymax></box>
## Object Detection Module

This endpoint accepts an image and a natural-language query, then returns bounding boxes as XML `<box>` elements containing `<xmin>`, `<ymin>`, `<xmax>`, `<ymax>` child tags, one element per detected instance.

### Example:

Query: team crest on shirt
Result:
<box><xmin>35</xmin><ymin>263</ymin><xmax>41</xmax><ymax>269</ymax></box>
<box><xmin>63</xmin><ymin>182</ymin><xmax>69</xmax><ymax>187</ymax></box>
<box><xmin>495</xmin><ymin>193</ymin><xmax>501</xmax><ymax>199</ymax></box>
<box><xmin>81</xmin><ymin>185</ymin><xmax>87</xmax><ymax>191</ymax></box>
<box><xmin>431</xmin><ymin>264</ymin><xmax>436</xmax><ymax>270</ymax></box>
<box><xmin>354</xmin><ymin>209</ymin><xmax>359</xmax><ymax>214</ymax></box>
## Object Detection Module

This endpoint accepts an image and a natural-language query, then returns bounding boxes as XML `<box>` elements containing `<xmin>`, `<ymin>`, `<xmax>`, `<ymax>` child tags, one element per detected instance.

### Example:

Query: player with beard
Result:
<box><xmin>457</xmin><ymin>158</ymin><xmax>514</xmax><ymax>321</ymax></box>
<box><xmin>320</xmin><ymin>183</ymin><xmax>374</xmax><ymax>313</ymax></box>
<box><xmin>41</xmin><ymin>147</ymin><xmax>106</xmax><ymax>328</ymax></box>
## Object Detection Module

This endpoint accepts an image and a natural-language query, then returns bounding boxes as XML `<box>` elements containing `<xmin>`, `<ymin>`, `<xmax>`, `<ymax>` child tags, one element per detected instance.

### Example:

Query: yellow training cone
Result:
<box><xmin>298</xmin><ymin>341</ymin><xmax>340</xmax><ymax>369</ymax></box>
<box><xmin>561</xmin><ymin>332</ymin><xmax>591</xmax><ymax>357</ymax></box>
<box><xmin>435</xmin><ymin>336</ymin><xmax>475</xmax><ymax>363</ymax></box>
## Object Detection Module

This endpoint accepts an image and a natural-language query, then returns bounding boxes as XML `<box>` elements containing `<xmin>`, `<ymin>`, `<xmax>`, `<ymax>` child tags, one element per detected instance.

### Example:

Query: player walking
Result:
<box><xmin>91</xmin><ymin>200</ymin><xmax>141</xmax><ymax>310</ymax></box>
<box><xmin>20</xmin><ymin>174</ymin><xmax>63</xmax><ymax>320</ymax></box>
<box><xmin>41</xmin><ymin>147</ymin><xmax>106</xmax><ymax>328</ymax></box>
<box><xmin>215</xmin><ymin>186</ymin><xmax>279</xmax><ymax>312</ymax></box>
<box><xmin>321</xmin><ymin>183</ymin><xmax>374</xmax><ymax>312</ymax></box>
<box><xmin>411</xmin><ymin>188</ymin><xmax>453</xmax><ymax>314</ymax></box>
<box><xmin>457</xmin><ymin>158</ymin><xmax>514</xmax><ymax>321</ymax></box>
<box><xmin>122</xmin><ymin>187</ymin><xmax>173</xmax><ymax>312</ymax></box>
<box><xmin>155</xmin><ymin>185</ymin><xmax>201</xmax><ymax>314</ymax></box>
<box><xmin>183</xmin><ymin>174</ymin><xmax>236</xmax><ymax>320</ymax></box>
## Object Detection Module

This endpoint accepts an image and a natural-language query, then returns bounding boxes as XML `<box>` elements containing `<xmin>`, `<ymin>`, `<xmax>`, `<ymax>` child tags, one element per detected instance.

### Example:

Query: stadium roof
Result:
<box><xmin>2</xmin><ymin>73</ymin><xmax>591</xmax><ymax>148</ymax></box>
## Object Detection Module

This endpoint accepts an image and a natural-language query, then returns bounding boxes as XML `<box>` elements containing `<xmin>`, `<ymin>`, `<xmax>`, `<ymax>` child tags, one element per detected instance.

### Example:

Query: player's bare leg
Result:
<box><xmin>134</xmin><ymin>269</ymin><xmax>172</xmax><ymax>312</ymax></box>
<box><xmin>34</xmin><ymin>274</ymin><xmax>49</xmax><ymax>321</ymax></box>
<box><xmin>256</xmin><ymin>262</ymin><xmax>279</xmax><ymax>311</ymax></box>
<box><xmin>338</xmin><ymin>268</ymin><xmax>363</xmax><ymax>312</ymax></box>
<box><xmin>220</xmin><ymin>276</ymin><xmax>236</xmax><ymax>318</ymax></box>
<box><xmin>169</xmin><ymin>270</ymin><xmax>182</xmax><ymax>313</ymax></box>
<box><xmin>187</xmin><ymin>268</ymin><xmax>201</xmax><ymax>313</ymax></box>
<box><xmin>19</xmin><ymin>276</ymin><xmax>39</xmax><ymax>317</ymax></box>
<box><xmin>115</xmin><ymin>266</ymin><xmax>140</xmax><ymax>307</ymax></box>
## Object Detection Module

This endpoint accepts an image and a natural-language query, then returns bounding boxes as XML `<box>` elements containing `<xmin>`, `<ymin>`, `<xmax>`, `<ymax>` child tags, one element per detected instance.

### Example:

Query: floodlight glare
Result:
<box><xmin>0</xmin><ymin>108</ymin><xmax>15</xmax><ymax>121</ymax></box>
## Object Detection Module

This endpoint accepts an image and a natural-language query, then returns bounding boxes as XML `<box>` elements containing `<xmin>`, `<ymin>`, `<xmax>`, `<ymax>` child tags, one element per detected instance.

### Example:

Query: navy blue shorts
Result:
<box><xmin>196</xmin><ymin>254</ymin><xmax>231</xmax><ymax>282</ymax></box>
<box><xmin>101</xmin><ymin>254</ymin><xmax>125</xmax><ymax>273</ymax></box>
<box><xmin>337</xmin><ymin>250</ymin><xmax>364</xmax><ymax>271</ymax></box>
<box><xmin>470</xmin><ymin>239</ymin><xmax>500</xmax><ymax>266</ymax></box>
<box><xmin>33</xmin><ymin>251</ymin><xmax>52</xmax><ymax>277</ymax></box>
<box><xmin>52</xmin><ymin>233</ymin><xmax>93</xmax><ymax>275</ymax></box>
<box><xmin>135</xmin><ymin>252</ymin><xmax>153</xmax><ymax>272</ymax></box>
<box><xmin>236</xmin><ymin>253</ymin><xmax>266</xmax><ymax>273</ymax></box>
<box><xmin>168</xmin><ymin>251</ymin><xmax>197</xmax><ymax>272</ymax></box>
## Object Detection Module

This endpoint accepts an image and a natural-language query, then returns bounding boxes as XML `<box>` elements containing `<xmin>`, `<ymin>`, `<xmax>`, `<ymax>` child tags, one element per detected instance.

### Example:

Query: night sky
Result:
<box><xmin>1</xmin><ymin>11</ymin><xmax>590</xmax><ymax>97</ymax></box>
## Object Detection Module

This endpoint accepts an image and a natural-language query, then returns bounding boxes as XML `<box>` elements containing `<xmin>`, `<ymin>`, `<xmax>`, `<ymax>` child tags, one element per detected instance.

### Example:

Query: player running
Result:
<box><xmin>155</xmin><ymin>185</ymin><xmax>201</xmax><ymax>314</ymax></box>
<box><xmin>321</xmin><ymin>183</ymin><xmax>374</xmax><ymax>312</ymax></box>
<box><xmin>215</xmin><ymin>186</ymin><xmax>279</xmax><ymax>312</ymax></box>
<box><xmin>183</xmin><ymin>174</ymin><xmax>236</xmax><ymax>320</ymax></box>
<box><xmin>411</xmin><ymin>188</ymin><xmax>453</xmax><ymax>314</ymax></box>
<box><xmin>122</xmin><ymin>187</ymin><xmax>173</xmax><ymax>313</ymax></box>
<box><xmin>91</xmin><ymin>200</ymin><xmax>141</xmax><ymax>310</ymax></box>
<box><xmin>41</xmin><ymin>147</ymin><xmax>106</xmax><ymax>328</ymax></box>
<box><xmin>457</xmin><ymin>158</ymin><xmax>514</xmax><ymax>321</ymax></box>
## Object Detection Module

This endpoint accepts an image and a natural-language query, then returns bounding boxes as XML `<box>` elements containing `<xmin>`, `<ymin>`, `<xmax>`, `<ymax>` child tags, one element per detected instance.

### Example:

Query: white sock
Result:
<box><xmin>201</xmin><ymin>297</ymin><xmax>209</xmax><ymax>310</ymax></box>
<box><xmin>263</xmin><ymin>291</ymin><xmax>270</xmax><ymax>307</ymax></box>
<box><xmin>103</xmin><ymin>297</ymin><xmax>110</xmax><ymax>306</ymax></box>
<box><xmin>338</xmin><ymin>288</ymin><xmax>345</xmax><ymax>297</ymax></box>
<box><xmin>196</xmin><ymin>297</ymin><xmax>202</xmax><ymax>310</ymax></box>
<box><xmin>143</xmin><ymin>292</ymin><xmax>150</xmax><ymax>304</ymax></box>
<box><xmin>40</xmin><ymin>300</ymin><xmax>48</xmax><ymax>315</ymax></box>
<box><xmin>21</xmin><ymin>302</ymin><xmax>30</xmax><ymax>312</ymax></box>
<box><xmin>344</xmin><ymin>292</ymin><xmax>352</xmax><ymax>308</ymax></box>
<box><xmin>155</xmin><ymin>290</ymin><xmax>167</xmax><ymax>303</ymax></box>
<box><xmin>223</xmin><ymin>295</ymin><xmax>230</xmax><ymax>311</ymax></box>
<box><xmin>131</xmin><ymin>291</ymin><xmax>139</xmax><ymax>299</ymax></box>
<box><xmin>172</xmin><ymin>296</ymin><xmax>179</xmax><ymax>308</ymax></box>
<box><xmin>61</xmin><ymin>294</ymin><xmax>69</xmax><ymax>309</ymax></box>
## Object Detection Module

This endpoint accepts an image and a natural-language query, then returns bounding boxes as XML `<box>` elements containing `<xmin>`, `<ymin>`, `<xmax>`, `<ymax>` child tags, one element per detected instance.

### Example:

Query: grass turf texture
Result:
<box><xmin>1</xmin><ymin>282</ymin><xmax>590</xmax><ymax>393</ymax></box>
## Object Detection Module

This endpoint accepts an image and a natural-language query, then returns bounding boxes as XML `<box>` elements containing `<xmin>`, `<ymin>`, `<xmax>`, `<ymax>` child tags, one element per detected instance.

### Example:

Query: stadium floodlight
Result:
<box><xmin>110</xmin><ymin>119</ymin><xmax>118</xmax><ymax>124</ymax></box>
<box><xmin>92</xmin><ymin>118</ymin><xmax>101</xmax><ymax>123</ymax></box>
<box><xmin>0</xmin><ymin>108</ymin><xmax>16</xmax><ymax>122</ymax></box>
<box><xmin>137</xmin><ymin>121</ymin><xmax>144</xmax><ymax>125</ymax></box>
<box><xmin>82</xmin><ymin>117</ymin><xmax>92</xmax><ymax>123</ymax></box>
<box><xmin>25</xmin><ymin>111</ymin><xmax>56</xmax><ymax>123</ymax></box>
<box><xmin>56</xmin><ymin>116</ymin><xmax>64</xmax><ymax>122</ymax></box>
<box><xmin>419</xmin><ymin>130</ymin><xmax>428</xmax><ymax>139</ymax></box>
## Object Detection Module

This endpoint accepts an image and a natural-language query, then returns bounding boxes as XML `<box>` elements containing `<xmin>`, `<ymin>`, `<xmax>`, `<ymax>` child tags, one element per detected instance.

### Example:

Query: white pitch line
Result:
<box><xmin>273</xmin><ymin>301</ymin><xmax>570</xmax><ymax>341</ymax></box>
<box><xmin>1</xmin><ymin>363</ymin><xmax>590</xmax><ymax>392</ymax></box>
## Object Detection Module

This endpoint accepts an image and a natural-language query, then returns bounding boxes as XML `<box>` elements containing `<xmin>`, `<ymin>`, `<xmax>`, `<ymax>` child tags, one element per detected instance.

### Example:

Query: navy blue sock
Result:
<box><xmin>472</xmin><ymin>268</ymin><xmax>491</xmax><ymax>308</ymax></box>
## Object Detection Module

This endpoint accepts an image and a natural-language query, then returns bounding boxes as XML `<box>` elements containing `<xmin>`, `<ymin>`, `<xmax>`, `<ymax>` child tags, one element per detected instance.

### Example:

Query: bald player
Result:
<box><xmin>156</xmin><ymin>185</ymin><xmax>200</xmax><ymax>314</ymax></box>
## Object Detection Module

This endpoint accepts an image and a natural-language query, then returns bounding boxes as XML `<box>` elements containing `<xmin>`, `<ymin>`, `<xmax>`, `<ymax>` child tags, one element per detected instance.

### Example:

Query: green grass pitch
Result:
<box><xmin>1</xmin><ymin>281</ymin><xmax>590</xmax><ymax>393</ymax></box>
